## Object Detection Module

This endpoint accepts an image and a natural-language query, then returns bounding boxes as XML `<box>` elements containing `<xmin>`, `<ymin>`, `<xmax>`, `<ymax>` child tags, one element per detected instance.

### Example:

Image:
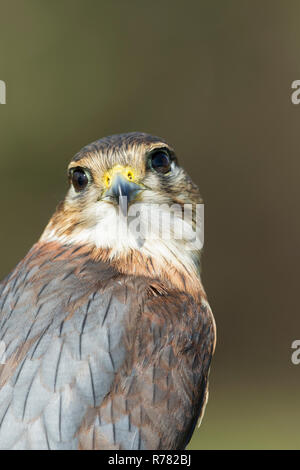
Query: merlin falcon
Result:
<box><xmin>0</xmin><ymin>133</ymin><xmax>216</xmax><ymax>449</ymax></box>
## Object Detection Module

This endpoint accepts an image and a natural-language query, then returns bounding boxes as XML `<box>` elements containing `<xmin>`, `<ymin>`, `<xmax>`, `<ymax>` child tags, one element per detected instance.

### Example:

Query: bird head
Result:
<box><xmin>41</xmin><ymin>133</ymin><xmax>203</xmax><ymax>275</ymax></box>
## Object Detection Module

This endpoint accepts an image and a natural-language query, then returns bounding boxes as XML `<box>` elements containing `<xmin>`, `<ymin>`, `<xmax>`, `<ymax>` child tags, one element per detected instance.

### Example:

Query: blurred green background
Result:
<box><xmin>1</xmin><ymin>0</ymin><xmax>300</xmax><ymax>449</ymax></box>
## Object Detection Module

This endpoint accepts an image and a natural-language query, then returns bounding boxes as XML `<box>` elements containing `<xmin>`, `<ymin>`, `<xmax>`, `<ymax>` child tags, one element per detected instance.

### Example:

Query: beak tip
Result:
<box><xmin>118</xmin><ymin>195</ymin><xmax>128</xmax><ymax>216</ymax></box>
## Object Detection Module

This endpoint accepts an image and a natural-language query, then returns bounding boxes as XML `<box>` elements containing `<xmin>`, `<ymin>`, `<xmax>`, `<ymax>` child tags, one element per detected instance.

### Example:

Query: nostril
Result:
<box><xmin>127</xmin><ymin>172</ymin><xmax>133</xmax><ymax>181</ymax></box>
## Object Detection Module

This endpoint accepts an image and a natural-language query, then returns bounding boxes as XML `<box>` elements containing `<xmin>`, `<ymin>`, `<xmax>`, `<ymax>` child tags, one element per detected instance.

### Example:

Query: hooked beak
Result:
<box><xmin>104</xmin><ymin>173</ymin><xmax>143</xmax><ymax>215</ymax></box>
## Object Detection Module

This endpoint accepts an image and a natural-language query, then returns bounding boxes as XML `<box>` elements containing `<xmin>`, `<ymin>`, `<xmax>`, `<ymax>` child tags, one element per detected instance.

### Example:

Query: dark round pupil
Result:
<box><xmin>72</xmin><ymin>169</ymin><xmax>88</xmax><ymax>191</ymax></box>
<box><xmin>151</xmin><ymin>152</ymin><xmax>170</xmax><ymax>173</ymax></box>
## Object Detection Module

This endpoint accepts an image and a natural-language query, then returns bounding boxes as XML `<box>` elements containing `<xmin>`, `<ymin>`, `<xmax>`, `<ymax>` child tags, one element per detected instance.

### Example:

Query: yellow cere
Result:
<box><xmin>103</xmin><ymin>165</ymin><xmax>136</xmax><ymax>188</ymax></box>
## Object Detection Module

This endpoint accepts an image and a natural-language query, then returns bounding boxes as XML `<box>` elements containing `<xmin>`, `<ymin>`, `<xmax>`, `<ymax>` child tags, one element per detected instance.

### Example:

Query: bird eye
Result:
<box><xmin>70</xmin><ymin>168</ymin><xmax>89</xmax><ymax>192</ymax></box>
<box><xmin>150</xmin><ymin>151</ymin><xmax>171</xmax><ymax>174</ymax></box>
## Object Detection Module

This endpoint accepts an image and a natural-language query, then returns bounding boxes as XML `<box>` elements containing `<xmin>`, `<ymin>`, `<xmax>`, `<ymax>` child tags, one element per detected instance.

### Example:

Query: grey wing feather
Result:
<box><xmin>0</xmin><ymin>249</ymin><xmax>134</xmax><ymax>449</ymax></box>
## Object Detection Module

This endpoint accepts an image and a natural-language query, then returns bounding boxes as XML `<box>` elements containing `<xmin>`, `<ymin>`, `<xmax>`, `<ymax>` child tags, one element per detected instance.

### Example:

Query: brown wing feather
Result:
<box><xmin>78</xmin><ymin>284</ymin><xmax>215</xmax><ymax>450</ymax></box>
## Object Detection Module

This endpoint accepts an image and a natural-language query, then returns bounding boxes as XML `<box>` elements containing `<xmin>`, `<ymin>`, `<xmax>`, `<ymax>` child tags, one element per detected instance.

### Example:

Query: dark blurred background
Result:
<box><xmin>0</xmin><ymin>0</ymin><xmax>300</xmax><ymax>449</ymax></box>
